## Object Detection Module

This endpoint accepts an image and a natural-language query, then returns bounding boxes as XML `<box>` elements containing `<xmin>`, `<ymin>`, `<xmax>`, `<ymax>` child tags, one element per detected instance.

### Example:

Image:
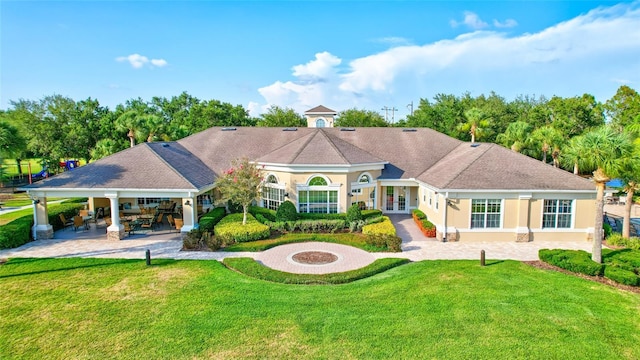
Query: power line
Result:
<box><xmin>381</xmin><ymin>106</ymin><xmax>398</xmax><ymax>123</ymax></box>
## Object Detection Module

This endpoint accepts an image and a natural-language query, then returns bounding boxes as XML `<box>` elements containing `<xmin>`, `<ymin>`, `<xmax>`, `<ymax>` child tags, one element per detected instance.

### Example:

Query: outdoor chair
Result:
<box><xmin>73</xmin><ymin>216</ymin><xmax>84</xmax><ymax>231</ymax></box>
<box><xmin>59</xmin><ymin>214</ymin><xmax>74</xmax><ymax>230</ymax></box>
<box><xmin>123</xmin><ymin>222</ymin><xmax>133</xmax><ymax>235</ymax></box>
<box><xmin>173</xmin><ymin>219</ymin><xmax>183</xmax><ymax>233</ymax></box>
<box><xmin>167</xmin><ymin>214</ymin><xmax>175</xmax><ymax>228</ymax></box>
<box><xmin>141</xmin><ymin>214</ymin><xmax>157</xmax><ymax>231</ymax></box>
<box><xmin>155</xmin><ymin>213</ymin><xmax>164</xmax><ymax>229</ymax></box>
<box><xmin>103</xmin><ymin>217</ymin><xmax>112</xmax><ymax>232</ymax></box>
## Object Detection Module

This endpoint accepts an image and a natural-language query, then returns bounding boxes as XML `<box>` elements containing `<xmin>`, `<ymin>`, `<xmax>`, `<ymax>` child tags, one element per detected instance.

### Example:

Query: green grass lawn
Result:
<box><xmin>1</xmin><ymin>258</ymin><xmax>639</xmax><ymax>359</ymax></box>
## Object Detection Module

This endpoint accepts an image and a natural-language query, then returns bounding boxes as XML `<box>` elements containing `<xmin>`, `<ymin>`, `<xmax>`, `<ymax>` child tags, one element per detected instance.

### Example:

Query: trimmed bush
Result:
<box><xmin>604</xmin><ymin>266</ymin><xmax>639</xmax><ymax>286</ymax></box>
<box><xmin>198</xmin><ymin>207</ymin><xmax>226</xmax><ymax>232</ymax></box>
<box><xmin>346</xmin><ymin>204</ymin><xmax>363</xmax><ymax>224</ymax></box>
<box><xmin>249</xmin><ymin>206</ymin><xmax>276</xmax><ymax>222</ymax></box>
<box><xmin>182</xmin><ymin>229</ymin><xmax>219</xmax><ymax>251</ymax></box>
<box><xmin>364</xmin><ymin>215</ymin><xmax>385</xmax><ymax>225</ymax></box>
<box><xmin>412</xmin><ymin>209</ymin><xmax>426</xmax><ymax>220</ymax></box>
<box><xmin>362</xmin><ymin>209</ymin><xmax>382</xmax><ymax>220</ymax></box>
<box><xmin>214</xmin><ymin>213</ymin><xmax>270</xmax><ymax>244</ymax></box>
<box><xmin>265</xmin><ymin>219</ymin><xmax>346</xmax><ymax>234</ymax></box>
<box><xmin>362</xmin><ymin>216</ymin><xmax>401</xmax><ymax>252</ymax></box>
<box><xmin>362</xmin><ymin>216</ymin><xmax>396</xmax><ymax>236</ymax></box>
<box><xmin>539</xmin><ymin>249</ymin><xmax>604</xmax><ymax>276</ymax></box>
<box><xmin>0</xmin><ymin>216</ymin><xmax>33</xmax><ymax>249</ymax></box>
<box><xmin>298</xmin><ymin>212</ymin><xmax>346</xmax><ymax>220</ymax></box>
<box><xmin>275</xmin><ymin>201</ymin><xmax>298</xmax><ymax>222</ymax></box>
<box><xmin>606</xmin><ymin>233</ymin><xmax>640</xmax><ymax>250</ymax></box>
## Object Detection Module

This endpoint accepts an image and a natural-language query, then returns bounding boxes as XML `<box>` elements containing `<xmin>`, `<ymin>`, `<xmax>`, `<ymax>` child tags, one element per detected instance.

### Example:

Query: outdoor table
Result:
<box><xmin>81</xmin><ymin>216</ymin><xmax>92</xmax><ymax>230</ymax></box>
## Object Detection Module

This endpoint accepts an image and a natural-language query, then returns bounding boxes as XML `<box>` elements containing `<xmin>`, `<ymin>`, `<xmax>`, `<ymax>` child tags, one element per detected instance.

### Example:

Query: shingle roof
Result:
<box><xmin>305</xmin><ymin>105</ymin><xmax>337</xmax><ymax>114</ymax></box>
<box><xmin>25</xmin><ymin>126</ymin><xmax>595</xmax><ymax>192</ymax></box>
<box><xmin>24</xmin><ymin>143</ymin><xmax>207</xmax><ymax>190</ymax></box>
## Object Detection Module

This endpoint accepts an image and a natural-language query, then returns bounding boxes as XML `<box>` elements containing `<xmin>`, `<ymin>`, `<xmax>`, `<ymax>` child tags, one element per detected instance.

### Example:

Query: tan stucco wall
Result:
<box><xmin>306</xmin><ymin>114</ymin><xmax>335</xmax><ymax>128</ymax></box>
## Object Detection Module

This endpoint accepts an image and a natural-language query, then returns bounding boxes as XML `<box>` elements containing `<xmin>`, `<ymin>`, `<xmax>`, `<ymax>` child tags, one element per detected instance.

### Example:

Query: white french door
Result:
<box><xmin>385</xmin><ymin>186</ymin><xmax>407</xmax><ymax>213</ymax></box>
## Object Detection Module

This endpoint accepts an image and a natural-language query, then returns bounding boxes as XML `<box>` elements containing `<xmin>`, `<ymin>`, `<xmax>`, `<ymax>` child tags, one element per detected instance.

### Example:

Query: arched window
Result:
<box><xmin>351</xmin><ymin>172</ymin><xmax>375</xmax><ymax>210</ymax></box>
<box><xmin>298</xmin><ymin>175</ymin><xmax>338</xmax><ymax>214</ymax></box>
<box><xmin>316</xmin><ymin>118</ymin><xmax>326</xmax><ymax>128</ymax></box>
<box><xmin>261</xmin><ymin>174</ymin><xmax>285</xmax><ymax>211</ymax></box>
<box><xmin>358</xmin><ymin>174</ymin><xmax>370</xmax><ymax>183</ymax></box>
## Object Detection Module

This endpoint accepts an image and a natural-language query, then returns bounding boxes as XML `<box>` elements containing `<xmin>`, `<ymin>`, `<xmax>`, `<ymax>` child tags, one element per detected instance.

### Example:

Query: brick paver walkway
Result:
<box><xmin>0</xmin><ymin>214</ymin><xmax>595</xmax><ymax>274</ymax></box>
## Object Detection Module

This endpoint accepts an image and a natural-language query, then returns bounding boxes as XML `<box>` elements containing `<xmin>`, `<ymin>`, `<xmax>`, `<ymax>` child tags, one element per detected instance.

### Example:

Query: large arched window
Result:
<box><xmin>261</xmin><ymin>174</ymin><xmax>285</xmax><ymax>211</ymax></box>
<box><xmin>298</xmin><ymin>175</ymin><xmax>338</xmax><ymax>213</ymax></box>
<box><xmin>316</xmin><ymin>118</ymin><xmax>326</xmax><ymax>128</ymax></box>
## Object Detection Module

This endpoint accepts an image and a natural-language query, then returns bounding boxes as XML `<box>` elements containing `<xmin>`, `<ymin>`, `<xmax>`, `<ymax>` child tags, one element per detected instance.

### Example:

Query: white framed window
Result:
<box><xmin>262</xmin><ymin>174</ymin><xmax>285</xmax><ymax>211</ymax></box>
<box><xmin>298</xmin><ymin>175</ymin><xmax>339</xmax><ymax>213</ymax></box>
<box><xmin>543</xmin><ymin>199</ymin><xmax>573</xmax><ymax>228</ymax></box>
<box><xmin>471</xmin><ymin>199</ymin><xmax>501</xmax><ymax>228</ymax></box>
<box><xmin>316</xmin><ymin>118</ymin><xmax>326</xmax><ymax>128</ymax></box>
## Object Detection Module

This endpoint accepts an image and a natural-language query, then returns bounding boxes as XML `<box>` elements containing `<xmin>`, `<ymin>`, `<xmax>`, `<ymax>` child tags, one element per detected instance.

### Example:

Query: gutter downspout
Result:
<box><xmin>443</xmin><ymin>192</ymin><xmax>449</xmax><ymax>242</ymax></box>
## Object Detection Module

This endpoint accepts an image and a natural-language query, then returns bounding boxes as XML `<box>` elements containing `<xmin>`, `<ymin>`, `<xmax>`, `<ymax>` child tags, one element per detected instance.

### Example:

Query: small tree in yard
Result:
<box><xmin>215</xmin><ymin>158</ymin><xmax>263</xmax><ymax>225</ymax></box>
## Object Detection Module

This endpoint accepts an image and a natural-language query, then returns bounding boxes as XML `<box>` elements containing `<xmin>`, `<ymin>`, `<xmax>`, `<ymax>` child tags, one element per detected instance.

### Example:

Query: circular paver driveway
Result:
<box><xmin>255</xmin><ymin>242</ymin><xmax>376</xmax><ymax>274</ymax></box>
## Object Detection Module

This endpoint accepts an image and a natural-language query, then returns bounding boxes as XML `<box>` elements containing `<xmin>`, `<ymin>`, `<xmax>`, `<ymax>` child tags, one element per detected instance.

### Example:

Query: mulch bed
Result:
<box><xmin>523</xmin><ymin>260</ymin><xmax>640</xmax><ymax>294</ymax></box>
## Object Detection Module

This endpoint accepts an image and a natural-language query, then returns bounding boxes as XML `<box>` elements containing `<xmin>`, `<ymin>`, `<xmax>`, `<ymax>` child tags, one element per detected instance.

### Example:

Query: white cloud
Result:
<box><xmin>373</xmin><ymin>36</ymin><xmax>413</xmax><ymax>47</ymax></box>
<box><xmin>116</xmin><ymin>53</ymin><xmax>168</xmax><ymax>69</ymax></box>
<box><xmin>255</xmin><ymin>2</ymin><xmax>640</xmax><ymax>117</ymax></box>
<box><xmin>493</xmin><ymin>18</ymin><xmax>518</xmax><ymax>28</ymax></box>
<box><xmin>450</xmin><ymin>11</ymin><xmax>489</xmax><ymax>30</ymax></box>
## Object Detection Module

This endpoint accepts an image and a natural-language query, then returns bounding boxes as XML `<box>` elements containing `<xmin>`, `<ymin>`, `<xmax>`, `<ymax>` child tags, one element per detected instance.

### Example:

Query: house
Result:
<box><xmin>24</xmin><ymin>106</ymin><xmax>596</xmax><ymax>242</ymax></box>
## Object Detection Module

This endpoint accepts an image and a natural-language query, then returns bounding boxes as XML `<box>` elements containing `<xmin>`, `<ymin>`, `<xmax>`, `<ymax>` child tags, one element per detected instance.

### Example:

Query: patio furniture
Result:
<box><xmin>167</xmin><ymin>214</ymin><xmax>175</xmax><ymax>228</ymax></box>
<box><xmin>59</xmin><ymin>214</ymin><xmax>74</xmax><ymax>230</ymax></box>
<box><xmin>173</xmin><ymin>218</ymin><xmax>183</xmax><ymax>233</ymax></box>
<box><xmin>155</xmin><ymin>213</ymin><xmax>164</xmax><ymax>229</ymax></box>
<box><xmin>73</xmin><ymin>216</ymin><xmax>84</xmax><ymax>231</ymax></box>
<box><xmin>141</xmin><ymin>214</ymin><xmax>157</xmax><ymax>231</ymax></box>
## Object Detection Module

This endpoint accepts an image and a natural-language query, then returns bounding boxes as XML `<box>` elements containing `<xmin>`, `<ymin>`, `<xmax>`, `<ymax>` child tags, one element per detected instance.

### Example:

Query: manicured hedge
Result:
<box><xmin>214</xmin><ymin>213</ymin><xmax>270</xmax><ymax>244</ymax></box>
<box><xmin>362</xmin><ymin>209</ymin><xmax>382</xmax><ymax>220</ymax></box>
<box><xmin>538</xmin><ymin>249</ymin><xmax>605</xmax><ymax>276</ymax></box>
<box><xmin>606</xmin><ymin>233</ymin><xmax>640</xmax><ymax>250</ymax></box>
<box><xmin>604</xmin><ymin>266</ymin><xmax>639</xmax><ymax>286</ymax></box>
<box><xmin>266</xmin><ymin>219</ymin><xmax>346</xmax><ymax>234</ymax></box>
<box><xmin>223</xmin><ymin>257</ymin><xmax>410</xmax><ymax>284</ymax></box>
<box><xmin>275</xmin><ymin>200</ymin><xmax>298</xmax><ymax>222</ymax></box>
<box><xmin>362</xmin><ymin>216</ymin><xmax>396</xmax><ymax>237</ymax></box>
<box><xmin>346</xmin><ymin>204</ymin><xmax>363</xmax><ymax>224</ymax></box>
<box><xmin>198</xmin><ymin>207</ymin><xmax>226</xmax><ymax>232</ymax></box>
<box><xmin>0</xmin><ymin>202</ymin><xmax>85</xmax><ymax>250</ymax></box>
<box><xmin>249</xmin><ymin>206</ymin><xmax>276</xmax><ymax>222</ymax></box>
<box><xmin>412</xmin><ymin>209</ymin><xmax>426</xmax><ymax>220</ymax></box>
<box><xmin>298</xmin><ymin>212</ymin><xmax>346</xmax><ymax>220</ymax></box>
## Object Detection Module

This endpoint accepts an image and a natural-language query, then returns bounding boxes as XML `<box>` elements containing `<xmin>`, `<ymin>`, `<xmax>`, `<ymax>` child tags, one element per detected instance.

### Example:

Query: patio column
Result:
<box><xmin>106</xmin><ymin>193</ymin><xmax>124</xmax><ymax>240</ymax></box>
<box><xmin>516</xmin><ymin>195</ymin><xmax>532</xmax><ymax>242</ymax></box>
<box><xmin>180</xmin><ymin>197</ymin><xmax>197</xmax><ymax>233</ymax></box>
<box><xmin>32</xmin><ymin>196</ymin><xmax>53</xmax><ymax>240</ymax></box>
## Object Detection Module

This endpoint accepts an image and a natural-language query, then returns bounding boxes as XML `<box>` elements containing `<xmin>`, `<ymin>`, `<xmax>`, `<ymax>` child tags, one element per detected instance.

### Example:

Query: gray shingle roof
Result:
<box><xmin>25</xmin><ymin>126</ymin><xmax>595</xmax><ymax>192</ymax></box>
<box><xmin>305</xmin><ymin>105</ymin><xmax>337</xmax><ymax>114</ymax></box>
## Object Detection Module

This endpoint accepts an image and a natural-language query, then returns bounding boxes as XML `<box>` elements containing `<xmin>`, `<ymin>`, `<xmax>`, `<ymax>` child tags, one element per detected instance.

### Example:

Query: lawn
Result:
<box><xmin>1</xmin><ymin>258</ymin><xmax>639</xmax><ymax>359</ymax></box>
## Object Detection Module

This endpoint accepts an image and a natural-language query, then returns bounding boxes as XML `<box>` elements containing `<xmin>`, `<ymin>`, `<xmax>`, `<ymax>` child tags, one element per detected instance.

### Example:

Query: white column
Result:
<box><xmin>180</xmin><ymin>197</ymin><xmax>197</xmax><ymax>233</ymax></box>
<box><xmin>106</xmin><ymin>193</ymin><xmax>124</xmax><ymax>240</ymax></box>
<box><xmin>31</xmin><ymin>196</ymin><xmax>53</xmax><ymax>240</ymax></box>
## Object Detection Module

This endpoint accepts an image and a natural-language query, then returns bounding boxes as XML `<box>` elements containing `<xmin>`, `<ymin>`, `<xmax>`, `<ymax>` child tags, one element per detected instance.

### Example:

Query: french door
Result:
<box><xmin>385</xmin><ymin>186</ymin><xmax>407</xmax><ymax>213</ymax></box>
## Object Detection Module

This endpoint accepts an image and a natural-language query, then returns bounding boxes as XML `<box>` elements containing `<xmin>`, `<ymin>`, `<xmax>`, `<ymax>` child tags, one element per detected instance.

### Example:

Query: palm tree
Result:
<box><xmin>115</xmin><ymin>110</ymin><xmax>145</xmax><ymax>148</ymax></box>
<box><xmin>458</xmin><ymin>107</ymin><xmax>491</xmax><ymax>143</ymax></box>
<box><xmin>561</xmin><ymin>135</ymin><xmax>587</xmax><ymax>175</ymax></box>
<box><xmin>496</xmin><ymin>121</ymin><xmax>532</xmax><ymax>152</ymax></box>
<box><xmin>140</xmin><ymin>114</ymin><xmax>164</xmax><ymax>142</ymax></box>
<box><xmin>90</xmin><ymin>139</ymin><xmax>126</xmax><ymax>161</ymax></box>
<box><xmin>531</xmin><ymin>126</ymin><xmax>564</xmax><ymax>166</ymax></box>
<box><xmin>578</xmin><ymin>126</ymin><xmax>634</xmax><ymax>263</ymax></box>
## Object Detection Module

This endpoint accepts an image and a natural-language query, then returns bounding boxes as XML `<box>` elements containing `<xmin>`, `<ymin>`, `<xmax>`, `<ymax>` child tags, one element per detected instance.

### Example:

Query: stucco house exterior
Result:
<box><xmin>23</xmin><ymin>106</ymin><xmax>596</xmax><ymax>243</ymax></box>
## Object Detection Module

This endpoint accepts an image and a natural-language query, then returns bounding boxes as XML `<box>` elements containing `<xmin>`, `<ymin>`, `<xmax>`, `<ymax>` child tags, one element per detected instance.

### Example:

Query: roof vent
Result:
<box><xmin>470</xmin><ymin>143</ymin><xmax>480</xmax><ymax>148</ymax></box>
<box><xmin>340</xmin><ymin>127</ymin><xmax>356</xmax><ymax>131</ymax></box>
<box><xmin>402</xmin><ymin>128</ymin><xmax>417</xmax><ymax>132</ymax></box>
<box><xmin>283</xmin><ymin>127</ymin><xmax>298</xmax><ymax>131</ymax></box>
<box><xmin>161</xmin><ymin>143</ymin><xmax>170</xmax><ymax>147</ymax></box>
<box><xmin>221</xmin><ymin>127</ymin><xmax>236</xmax><ymax>131</ymax></box>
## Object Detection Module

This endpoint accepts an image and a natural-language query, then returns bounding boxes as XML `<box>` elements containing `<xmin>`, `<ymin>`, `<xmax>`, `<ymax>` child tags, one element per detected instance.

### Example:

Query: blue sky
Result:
<box><xmin>2</xmin><ymin>1</ymin><xmax>639</xmax><ymax>120</ymax></box>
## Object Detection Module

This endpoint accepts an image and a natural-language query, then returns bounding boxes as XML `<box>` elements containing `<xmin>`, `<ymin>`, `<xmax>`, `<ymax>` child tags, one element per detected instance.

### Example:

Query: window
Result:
<box><xmin>471</xmin><ymin>199</ymin><xmax>501</xmax><ymax>228</ymax></box>
<box><xmin>262</xmin><ymin>175</ymin><xmax>285</xmax><ymax>211</ymax></box>
<box><xmin>352</xmin><ymin>174</ymin><xmax>370</xmax><ymax>194</ymax></box>
<box><xmin>298</xmin><ymin>176</ymin><xmax>338</xmax><ymax>213</ymax></box>
<box><xmin>316</xmin><ymin>119</ymin><xmax>325</xmax><ymax>128</ymax></box>
<box><xmin>543</xmin><ymin>199</ymin><xmax>572</xmax><ymax>228</ymax></box>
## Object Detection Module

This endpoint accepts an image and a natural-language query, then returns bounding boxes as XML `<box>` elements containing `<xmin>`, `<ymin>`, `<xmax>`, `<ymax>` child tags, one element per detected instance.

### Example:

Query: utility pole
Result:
<box><xmin>381</xmin><ymin>106</ymin><xmax>398</xmax><ymax>123</ymax></box>
<box><xmin>407</xmin><ymin>101</ymin><xmax>414</xmax><ymax>116</ymax></box>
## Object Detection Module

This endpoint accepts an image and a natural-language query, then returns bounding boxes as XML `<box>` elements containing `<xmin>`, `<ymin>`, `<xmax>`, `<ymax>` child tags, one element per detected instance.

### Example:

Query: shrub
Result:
<box><xmin>227</xmin><ymin>200</ymin><xmax>243</xmax><ymax>214</ymax></box>
<box><xmin>0</xmin><ymin>216</ymin><xmax>33</xmax><ymax>249</ymax></box>
<box><xmin>266</xmin><ymin>219</ymin><xmax>346</xmax><ymax>233</ymax></box>
<box><xmin>214</xmin><ymin>213</ymin><xmax>270</xmax><ymax>244</ymax></box>
<box><xmin>412</xmin><ymin>209</ymin><xmax>426</xmax><ymax>220</ymax></box>
<box><xmin>604</xmin><ymin>266</ymin><xmax>639</xmax><ymax>286</ymax></box>
<box><xmin>249</xmin><ymin>206</ymin><xmax>276</xmax><ymax>222</ymax></box>
<box><xmin>364</xmin><ymin>215</ymin><xmax>385</xmax><ymax>225</ymax></box>
<box><xmin>362</xmin><ymin>209</ymin><xmax>382</xmax><ymax>220</ymax></box>
<box><xmin>606</xmin><ymin>233</ymin><xmax>640</xmax><ymax>250</ymax></box>
<box><xmin>182</xmin><ymin>229</ymin><xmax>219</xmax><ymax>250</ymax></box>
<box><xmin>346</xmin><ymin>204</ymin><xmax>363</xmax><ymax>224</ymax></box>
<box><xmin>362</xmin><ymin>216</ymin><xmax>396</xmax><ymax>236</ymax></box>
<box><xmin>198</xmin><ymin>207</ymin><xmax>226</xmax><ymax>232</ymax></box>
<box><xmin>349</xmin><ymin>220</ymin><xmax>365</xmax><ymax>233</ymax></box>
<box><xmin>298</xmin><ymin>212</ymin><xmax>346</xmax><ymax>220</ymax></box>
<box><xmin>364</xmin><ymin>234</ymin><xmax>402</xmax><ymax>252</ymax></box>
<box><xmin>275</xmin><ymin>200</ymin><xmax>298</xmax><ymax>222</ymax></box>
<box><xmin>539</xmin><ymin>249</ymin><xmax>604</xmax><ymax>276</ymax></box>
<box><xmin>603</xmin><ymin>223</ymin><xmax>613</xmax><ymax>239</ymax></box>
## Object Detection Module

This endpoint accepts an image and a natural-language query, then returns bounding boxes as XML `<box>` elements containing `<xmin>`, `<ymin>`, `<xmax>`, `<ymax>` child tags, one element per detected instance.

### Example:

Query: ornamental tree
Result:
<box><xmin>214</xmin><ymin>158</ymin><xmax>263</xmax><ymax>225</ymax></box>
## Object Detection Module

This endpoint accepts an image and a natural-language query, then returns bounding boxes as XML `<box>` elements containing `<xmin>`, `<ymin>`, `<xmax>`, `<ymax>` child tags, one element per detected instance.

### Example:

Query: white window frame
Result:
<box><xmin>261</xmin><ymin>173</ymin><xmax>285</xmax><ymax>211</ymax></box>
<box><xmin>297</xmin><ymin>174</ymin><xmax>340</xmax><ymax>214</ymax></box>
<box><xmin>470</xmin><ymin>199</ymin><xmax>502</xmax><ymax>229</ymax></box>
<box><xmin>316</xmin><ymin>118</ymin><xmax>326</xmax><ymax>127</ymax></box>
<box><xmin>542</xmin><ymin>199</ymin><xmax>574</xmax><ymax>229</ymax></box>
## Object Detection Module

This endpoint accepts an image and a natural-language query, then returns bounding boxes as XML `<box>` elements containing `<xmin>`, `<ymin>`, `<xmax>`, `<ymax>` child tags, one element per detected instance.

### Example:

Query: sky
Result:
<box><xmin>2</xmin><ymin>0</ymin><xmax>639</xmax><ymax>121</ymax></box>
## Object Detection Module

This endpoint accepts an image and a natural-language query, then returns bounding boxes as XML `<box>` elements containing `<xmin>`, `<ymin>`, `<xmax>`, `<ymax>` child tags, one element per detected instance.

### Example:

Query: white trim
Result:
<box><xmin>469</xmin><ymin>198</ymin><xmax>503</xmax><ymax>229</ymax></box>
<box><xmin>456</xmin><ymin>227</ymin><xmax>593</xmax><ymax>233</ymax></box>
<box><xmin>540</xmin><ymin>199</ymin><xmax>575</xmax><ymax>229</ymax></box>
